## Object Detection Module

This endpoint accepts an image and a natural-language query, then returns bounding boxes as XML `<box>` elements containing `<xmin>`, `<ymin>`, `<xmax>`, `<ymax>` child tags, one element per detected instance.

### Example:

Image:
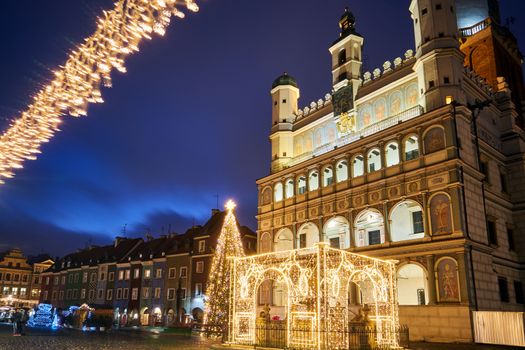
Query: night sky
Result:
<box><xmin>1</xmin><ymin>1</ymin><xmax>524</xmax><ymax>257</ymax></box>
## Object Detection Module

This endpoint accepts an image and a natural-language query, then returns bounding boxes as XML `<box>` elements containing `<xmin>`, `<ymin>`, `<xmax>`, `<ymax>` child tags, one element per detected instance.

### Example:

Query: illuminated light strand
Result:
<box><xmin>0</xmin><ymin>0</ymin><xmax>199</xmax><ymax>185</ymax></box>
<box><xmin>204</xmin><ymin>200</ymin><xmax>246</xmax><ymax>329</ymax></box>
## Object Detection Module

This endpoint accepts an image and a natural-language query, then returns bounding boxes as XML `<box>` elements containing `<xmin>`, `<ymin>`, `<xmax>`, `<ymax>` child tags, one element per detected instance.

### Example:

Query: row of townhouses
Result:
<box><xmin>0</xmin><ymin>249</ymin><xmax>54</xmax><ymax>308</ymax></box>
<box><xmin>38</xmin><ymin>209</ymin><xmax>256</xmax><ymax>326</ymax></box>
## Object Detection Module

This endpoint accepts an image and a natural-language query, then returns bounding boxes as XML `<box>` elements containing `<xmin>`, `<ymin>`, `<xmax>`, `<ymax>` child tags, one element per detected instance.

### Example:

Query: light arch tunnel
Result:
<box><xmin>263</xmin><ymin>200</ymin><xmax>429</xmax><ymax>306</ymax></box>
<box><xmin>229</xmin><ymin>244</ymin><xmax>400</xmax><ymax>349</ymax></box>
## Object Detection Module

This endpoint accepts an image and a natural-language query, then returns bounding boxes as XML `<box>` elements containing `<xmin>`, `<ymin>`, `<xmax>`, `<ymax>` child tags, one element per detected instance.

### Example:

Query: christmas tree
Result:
<box><xmin>205</xmin><ymin>200</ymin><xmax>246</xmax><ymax>329</ymax></box>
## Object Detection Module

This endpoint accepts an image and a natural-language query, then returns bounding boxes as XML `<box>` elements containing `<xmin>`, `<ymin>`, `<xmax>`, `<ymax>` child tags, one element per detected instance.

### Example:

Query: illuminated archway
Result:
<box><xmin>397</xmin><ymin>263</ymin><xmax>428</xmax><ymax>305</ymax></box>
<box><xmin>323</xmin><ymin>216</ymin><xmax>350</xmax><ymax>249</ymax></box>
<box><xmin>229</xmin><ymin>244</ymin><xmax>400</xmax><ymax>349</ymax></box>
<box><xmin>297</xmin><ymin>222</ymin><xmax>320</xmax><ymax>249</ymax></box>
<box><xmin>354</xmin><ymin>209</ymin><xmax>385</xmax><ymax>247</ymax></box>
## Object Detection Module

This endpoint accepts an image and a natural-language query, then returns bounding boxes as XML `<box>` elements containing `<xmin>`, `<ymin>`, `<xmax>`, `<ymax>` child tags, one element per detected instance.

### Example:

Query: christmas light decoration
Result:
<box><xmin>205</xmin><ymin>199</ymin><xmax>246</xmax><ymax>330</ymax></box>
<box><xmin>0</xmin><ymin>0</ymin><xmax>199</xmax><ymax>185</ymax></box>
<box><xmin>228</xmin><ymin>243</ymin><xmax>401</xmax><ymax>349</ymax></box>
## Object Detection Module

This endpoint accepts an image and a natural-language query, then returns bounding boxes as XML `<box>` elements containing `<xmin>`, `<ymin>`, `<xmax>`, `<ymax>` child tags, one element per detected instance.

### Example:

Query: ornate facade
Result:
<box><xmin>257</xmin><ymin>0</ymin><xmax>525</xmax><ymax>343</ymax></box>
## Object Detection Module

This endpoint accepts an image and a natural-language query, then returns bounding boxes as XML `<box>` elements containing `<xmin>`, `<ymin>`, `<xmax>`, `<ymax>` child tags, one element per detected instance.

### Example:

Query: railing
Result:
<box><xmin>286</xmin><ymin>105</ymin><xmax>424</xmax><ymax>169</ymax></box>
<box><xmin>459</xmin><ymin>18</ymin><xmax>491</xmax><ymax>37</ymax></box>
<box><xmin>227</xmin><ymin>323</ymin><xmax>409</xmax><ymax>350</ymax></box>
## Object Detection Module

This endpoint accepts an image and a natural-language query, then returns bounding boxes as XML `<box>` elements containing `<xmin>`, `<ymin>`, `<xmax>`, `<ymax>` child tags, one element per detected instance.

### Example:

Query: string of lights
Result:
<box><xmin>0</xmin><ymin>0</ymin><xmax>199</xmax><ymax>185</ymax></box>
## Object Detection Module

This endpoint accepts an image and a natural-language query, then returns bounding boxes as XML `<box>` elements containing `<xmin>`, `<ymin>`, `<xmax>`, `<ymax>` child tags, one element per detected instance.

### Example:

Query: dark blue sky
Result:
<box><xmin>1</xmin><ymin>1</ymin><xmax>524</xmax><ymax>257</ymax></box>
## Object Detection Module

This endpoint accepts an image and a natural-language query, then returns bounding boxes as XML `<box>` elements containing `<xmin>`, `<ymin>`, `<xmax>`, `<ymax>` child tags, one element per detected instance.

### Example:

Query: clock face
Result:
<box><xmin>333</xmin><ymin>84</ymin><xmax>353</xmax><ymax>117</ymax></box>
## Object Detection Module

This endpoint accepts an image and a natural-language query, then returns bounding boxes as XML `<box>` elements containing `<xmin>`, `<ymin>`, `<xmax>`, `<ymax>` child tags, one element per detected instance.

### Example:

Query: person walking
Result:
<box><xmin>19</xmin><ymin>309</ymin><xmax>28</xmax><ymax>336</ymax></box>
<box><xmin>12</xmin><ymin>309</ymin><xmax>21</xmax><ymax>336</ymax></box>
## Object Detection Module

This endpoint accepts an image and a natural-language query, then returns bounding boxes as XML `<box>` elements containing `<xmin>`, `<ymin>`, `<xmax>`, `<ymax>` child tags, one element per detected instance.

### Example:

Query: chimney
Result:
<box><xmin>211</xmin><ymin>208</ymin><xmax>220</xmax><ymax>217</ymax></box>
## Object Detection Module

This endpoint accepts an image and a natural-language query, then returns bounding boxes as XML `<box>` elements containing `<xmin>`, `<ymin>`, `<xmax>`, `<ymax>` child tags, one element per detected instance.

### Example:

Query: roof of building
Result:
<box><xmin>272</xmin><ymin>72</ymin><xmax>298</xmax><ymax>89</ymax></box>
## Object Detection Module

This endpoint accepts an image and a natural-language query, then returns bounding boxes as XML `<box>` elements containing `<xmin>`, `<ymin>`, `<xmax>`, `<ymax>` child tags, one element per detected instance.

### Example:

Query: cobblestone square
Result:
<box><xmin>0</xmin><ymin>326</ymin><xmax>219</xmax><ymax>350</ymax></box>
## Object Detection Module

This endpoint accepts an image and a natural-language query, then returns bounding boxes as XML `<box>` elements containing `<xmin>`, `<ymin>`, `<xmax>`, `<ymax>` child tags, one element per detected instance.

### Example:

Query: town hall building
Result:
<box><xmin>256</xmin><ymin>0</ymin><xmax>525</xmax><ymax>343</ymax></box>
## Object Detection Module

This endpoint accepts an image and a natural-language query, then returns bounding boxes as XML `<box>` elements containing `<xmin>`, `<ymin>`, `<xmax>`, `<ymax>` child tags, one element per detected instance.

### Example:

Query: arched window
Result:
<box><xmin>385</xmin><ymin>142</ymin><xmax>400</xmax><ymax>167</ymax></box>
<box><xmin>352</xmin><ymin>155</ymin><xmax>364</xmax><ymax>177</ymax></box>
<box><xmin>354</xmin><ymin>209</ymin><xmax>385</xmax><ymax>247</ymax></box>
<box><xmin>297</xmin><ymin>223</ymin><xmax>319</xmax><ymax>249</ymax></box>
<box><xmin>390</xmin><ymin>200</ymin><xmax>425</xmax><ymax>242</ymax></box>
<box><xmin>367</xmin><ymin>148</ymin><xmax>382</xmax><ymax>172</ymax></box>
<box><xmin>324</xmin><ymin>216</ymin><xmax>350</xmax><ymax>249</ymax></box>
<box><xmin>336</xmin><ymin>160</ymin><xmax>349</xmax><ymax>183</ymax></box>
<box><xmin>323</xmin><ymin>166</ymin><xmax>334</xmax><ymax>187</ymax></box>
<box><xmin>338</xmin><ymin>49</ymin><xmax>347</xmax><ymax>65</ymax></box>
<box><xmin>285</xmin><ymin>178</ymin><xmax>294</xmax><ymax>199</ymax></box>
<box><xmin>274</xmin><ymin>228</ymin><xmax>294</xmax><ymax>252</ymax></box>
<box><xmin>404</xmin><ymin>135</ymin><xmax>419</xmax><ymax>160</ymax></box>
<box><xmin>423</xmin><ymin>126</ymin><xmax>446</xmax><ymax>154</ymax></box>
<box><xmin>308</xmin><ymin>170</ymin><xmax>319</xmax><ymax>191</ymax></box>
<box><xmin>297</xmin><ymin>175</ymin><xmax>307</xmax><ymax>195</ymax></box>
<box><xmin>397</xmin><ymin>264</ymin><xmax>428</xmax><ymax>305</ymax></box>
<box><xmin>274</xmin><ymin>183</ymin><xmax>283</xmax><ymax>202</ymax></box>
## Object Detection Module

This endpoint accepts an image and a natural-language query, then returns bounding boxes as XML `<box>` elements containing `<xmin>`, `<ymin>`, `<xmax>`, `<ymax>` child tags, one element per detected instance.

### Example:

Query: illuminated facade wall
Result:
<box><xmin>259</xmin><ymin>0</ymin><xmax>525</xmax><ymax>343</ymax></box>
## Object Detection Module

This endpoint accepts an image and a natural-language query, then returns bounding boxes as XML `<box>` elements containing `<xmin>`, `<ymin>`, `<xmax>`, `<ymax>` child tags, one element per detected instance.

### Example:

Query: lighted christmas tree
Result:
<box><xmin>205</xmin><ymin>199</ymin><xmax>246</xmax><ymax>329</ymax></box>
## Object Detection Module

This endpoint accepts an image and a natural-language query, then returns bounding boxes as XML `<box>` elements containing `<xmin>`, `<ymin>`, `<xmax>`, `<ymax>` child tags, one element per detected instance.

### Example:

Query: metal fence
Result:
<box><xmin>200</xmin><ymin>323</ymin><xmax>409</xmax><ymax>350</ymax></box>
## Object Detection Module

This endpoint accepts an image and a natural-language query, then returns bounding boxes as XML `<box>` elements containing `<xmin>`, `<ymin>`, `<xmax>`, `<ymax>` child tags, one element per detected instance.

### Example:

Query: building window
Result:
<box><xmin>90</xmin><ymin>273</ymin><xmax>96</xmax><ymax>283</ymax></box>
<box><xmin>168</xmin><ymin>268</ymin><xmax>176</xmax><ymax>279</ymax></box>
<box><xmin>20</xmin><ymin>288</ymin><xmax>26</xmax><ymax>297</ymax></box>
<box><xmin>514</xmin><ymin>281</ymin><xmax>524</xmax><ymax>304</ymax></box>
<box><xmin>59</xmin><ymin>291</ymin><xmax>64</xmax><ymax>300</ymax></box>
<box><xmin>181</xmin><ymin>288</ymin><xmax>187</xmax><ymax>299</ymax></box>
<box><xmin>99</xmin><ymin>272</ymin><xmax>105</xmax><ymax>281</ymax></box>
<box><xmin>131</xmin><ymin>288</ymin><xmax>138</xmax><ymax>300</ymax></box>
<box><xmin>367</xmin><ymin>148</ymin><xmax>382</xmax><ymax>172</ymax></box>
<box><xmin>5</xmin><ymin>273</ymin><xmax>11</xmax><ymax>282</ymax></box>
<box><xmin>336</xmin><ymin>160</ymin><xmax>349</xmax><ymax>183</ymax></box>
<box><xmin>123</xmin><ymin>288</ymin><xmax>129</xmax><ymax>299</ymax></box>
<box><xmin>109</xmin><ymin>272</ymin><xmax>114</xmax><ymax>281</ymax></box>
<box><xmin>285</xmin><ymin>178</ymin><xmax>294</xmax><ymax>199</ymax></box>
<box><xmin>480</xmin><ymin>160</ymin><xmax>489</xmax><ymax>181</ymax></box>
<box><xmin>118</xmin><ymin>270</ymin><xmax>124</xmax><ymax>281</ymax></box>
<box><xmin>507</xmin><ymin>228</ymin><xmax>515</xmax><ymax>251</ymax></box>
<box><xmin>133</xmin><ymin>269</ymin><xmax>140</xmax><ymax>279</ymax></box>
<box><xmin>61</xmin><ymin>276</ymin><xmax>66</xmax><ymax>285</ymax></box>
<box><xmin>167</xmin><ymin>289</ymin><xmax>175</xmax><ymax>300</ymax></box>
<box><xmin>308</xmin><ymin>170</ymin><xmax>319</xmax><ymax>191</ymax></box>
<box><xmin>323</xmin><ymin>167</ymin><xmax>334</xmax><ymax>187</ymax></box>
<box><xmin>116</xmin><ymin>288</ymin><xmax>122</xmax><ymax>300</ymax></box>
<box><xmin>498</xmin><ymin>277</ymin><xmax>509</xmax><ymax>303</ymax></box>
<box><xmin>88</xmin><ymin>290</ymin><xmax>95</xmax><ymax>300</ymax></box>
<box><xmin>81</xmin><ymin>289</ymin><xmax>86</xmax><ymax>299</ymax></box>
<box><xmin>83</xmin><ymin>272</ymin><xmax>88</xmax><ymax>283</ymax></box>
<box><xmin>500</xmin><ymin>172</ymin><xmax>508</xmax><ymax>193</ymax></box>
<box><xmin>125</xmin><ymin>269</ymin><xmax>130</xmax><ymax>280</ymax></box>
<box><xmin>274</xmin><ymin>182</ymin><xmax>284</xmax><ymax>202</ymax></box>
<box><xmin>198</xmin><ymin>240</ymin><xmax>206</xmax><ymax>253</ymax></box>
<box><xmin>404</xmin><ymin>135</ymin><xmax>419</xmax><ymax>161</ymax></box>
<box><xmin>487</xmin><ymin>220</ymin><xmax>498</xmax><ymax>245</ymax></box>
<box><xmin>195</xmin><ymin>283</ymin><xmax>203</xmax><ymax>296</ymax></box>
<box><xmin>338</xmin><ymin>49</ymin><xmax>346</xmax><ymax>65</ymax></box>
<box><xmin>43</xmin><ymin>291</ymin><xmax>48</xmax><ymax>301</ymax></box>
<box><xmin>22</xmin><ymin>275</ymin><xmax>28</xmax><ymax>283</ymax></box>
<box><xmin>97</xmin><ymin>289</ymin><xmax>103</xmax><ymax>299</ymax></box>
<box><xmin>155</xmin><ymin>268</ymin><xmax>162</xmax><ymax>279</ymax></box>
<box><xmin>412</xmin><ymin>211</ymin><xmax>424</xmax><ymax>234</ymax></box>
<box><xmin>299</xmin><ymin>234</ymin><xmax>307</xmax><ymax>248</ymax></box>
<box><xmin>144</xmin><ymin>269</ymin><xmax>151</xmax><ymax>279</ymax></box>
<box><xmin>196</xmin><ymin>261</ymin><xmax>204</xmax><ymax>274</ymax></box>
<box><xmin>180</xmin><ymin>267</ymin><xmax>188</xmax><ymax>278</ymax></box>
<box><xmin>107</xmin><ymin>289</ymin><xmax>113</xmax><ymax>301</ymax></box>
<box><xmin>142</xmin><ymin>287</ymin><xmax>150</xmax><ymax>299</ymax></box>
<box><xmin>154</xmin><ymin>288</ymin><xmax>161</xmax><ymax>299</ymax></box>
<box><xmin>385</xmin><ymin>142</ymin><xmax>400</xmax><ymax>167</ymax></box>
<box><xmin>297</xmin><ymin>176</ymin><xmax>307</xmax><ymax>195</ymax></box>
<box><xmin>353</xmin><ymin>155</ymin><xmax>365</xmax><ymax>177</ymax></box>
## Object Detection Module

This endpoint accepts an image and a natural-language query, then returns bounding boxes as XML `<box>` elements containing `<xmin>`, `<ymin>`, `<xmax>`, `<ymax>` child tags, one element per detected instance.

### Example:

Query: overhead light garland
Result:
<box><xmin>0</xmin><ymin>0</ymin><xmax>199</xmax><ymax>184</ymax></box>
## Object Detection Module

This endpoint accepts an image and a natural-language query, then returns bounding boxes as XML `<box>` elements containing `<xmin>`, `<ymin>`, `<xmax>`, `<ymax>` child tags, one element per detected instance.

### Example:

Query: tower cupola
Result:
<box><xmin>339</xmin><ymin>7</ymin><xmax>357</xmax><ymax>38</ymax></box>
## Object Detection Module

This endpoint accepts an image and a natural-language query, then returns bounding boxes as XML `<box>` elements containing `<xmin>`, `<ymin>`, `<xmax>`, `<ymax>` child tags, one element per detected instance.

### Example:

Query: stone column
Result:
<box><xmin>383</xmin><ymin>201</ymin><xmax>391</xmax><ymax>243</ymax></box>
<box><xmin>422</xmin><ymin>191</ymin><xmax>431</xmax><ymax>237</ymax></box>
<box><xmin>456</xmin><ymin>251</ymin><xmax>469</xmax><ymax>304</ymax></box>
<box><xmin>349</xmin><ymin>209</ymin><xmax>355</xmax><ymax>248</ymax></box>
<box><xmin>426</xmin><ymin>255</ymin><xmax>437</xmax><ymax>304</ymax></box>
